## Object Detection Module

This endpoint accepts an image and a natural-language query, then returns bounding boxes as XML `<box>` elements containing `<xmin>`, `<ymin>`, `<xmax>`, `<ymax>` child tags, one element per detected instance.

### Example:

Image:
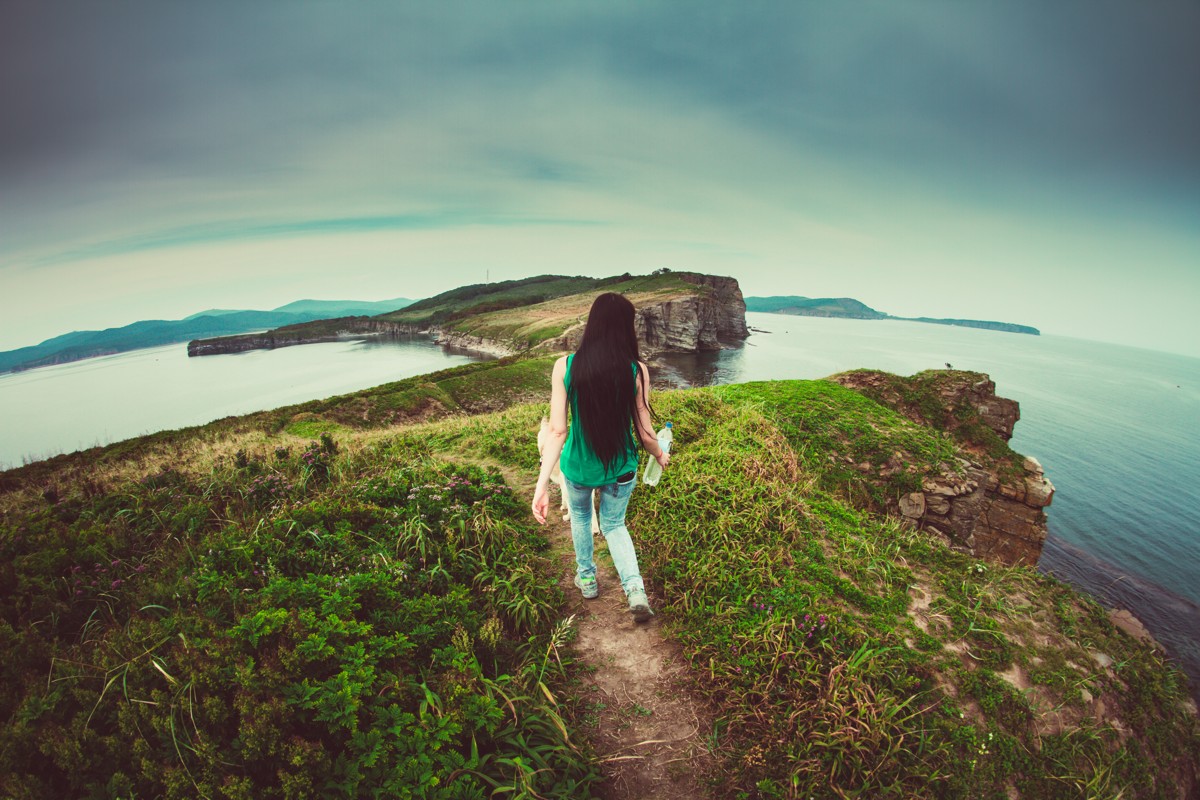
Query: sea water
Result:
<box><xmin>0</xmin><ymin>335</ymin><xmax>489</xmax><ymax>469</ymax></box>
<box><xmin>655</xmin><ymin>313</ymin><xmax>1200</xmax><ymax>693</ymax></box>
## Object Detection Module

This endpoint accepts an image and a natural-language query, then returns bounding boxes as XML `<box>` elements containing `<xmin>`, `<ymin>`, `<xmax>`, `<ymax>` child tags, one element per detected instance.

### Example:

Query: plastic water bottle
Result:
<box><xmin>642</xmin><ymin>422</ymin><xmax>673</xmax><ymax>487</ymax></box>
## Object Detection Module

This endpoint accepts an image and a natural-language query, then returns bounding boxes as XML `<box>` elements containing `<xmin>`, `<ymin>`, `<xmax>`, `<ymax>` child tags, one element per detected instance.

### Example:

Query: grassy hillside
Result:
<box><xmin>379</xmin><ymin>271</ymin><xmax>702</xmax><ymax>351</ymax></box>
<box><xmin>378</xmin><ymin>273</ymin><xmax>693</xmax><ymax>326</ymax></box>
<box><xmin>0</xmin><ymin>355</ymin><xmax>555</xmax><ymax>495</ymax></box>
<box><xmin>189</xmin><ymin>272</ymin><xmax>704</xmax><ymax>356</ymax></box>
<box><xmin>377</xmin><ymin>275</ymin><xmax>606</xmax><ymax>326</ymax></box>
<box><xmin>1</xmin><ymin>362</ymin><xmax>1196</xmax><ymax>798</ymax></box>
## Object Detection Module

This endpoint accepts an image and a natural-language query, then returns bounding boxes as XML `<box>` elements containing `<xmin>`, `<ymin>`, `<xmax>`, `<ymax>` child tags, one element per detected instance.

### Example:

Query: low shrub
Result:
<box><xmin>0</xmin><ymin>449</ymin><xmax>595</xmax><ymax>799</ymax></box>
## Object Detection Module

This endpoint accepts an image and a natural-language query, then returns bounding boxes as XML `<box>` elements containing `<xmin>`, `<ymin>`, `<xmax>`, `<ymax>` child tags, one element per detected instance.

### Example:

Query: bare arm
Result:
<box><xmin>532</xmin><ymin>356</ymin><xmax>569</xmax><ymax>524</ymax></box>
<box><xmin>636</xmin><ymin>361</ymin><xmax>670</xmax><ymax>469</ymax></box>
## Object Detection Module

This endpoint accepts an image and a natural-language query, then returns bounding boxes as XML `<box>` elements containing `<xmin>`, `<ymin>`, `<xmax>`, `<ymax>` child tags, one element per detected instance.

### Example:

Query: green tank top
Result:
<box><xmin>559</xmin><ymin>354</ymin><xmax>640</xmax><ymax>487</ymax></box>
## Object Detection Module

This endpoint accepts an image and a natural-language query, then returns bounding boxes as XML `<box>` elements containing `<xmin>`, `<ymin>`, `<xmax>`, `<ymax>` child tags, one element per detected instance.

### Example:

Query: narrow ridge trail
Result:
<box><xmin>455</xmin><ymin>456</ymin><xmax>719</xmax><ymax>798</ymax></box>
<box><xmin>545</xmin><ymin>512</ymin><xmax>718</xmax><ymax>800</ymax></box>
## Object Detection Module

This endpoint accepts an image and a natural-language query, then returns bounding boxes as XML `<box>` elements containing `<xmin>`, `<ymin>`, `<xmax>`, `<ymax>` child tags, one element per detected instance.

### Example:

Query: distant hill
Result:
<box><xmin>271</xmin><ymin>298</ymin><xmax>413</xmax><ymax>316</ymax></box>
<box><xmin>900</xmin><ymin>317</ymin><xmax>1041</xmax><ymax>335</ymax></box>
<box><xmin>745</xmin><ymin>295</ymin><xmax>1038</xmax><ymax>335</ymax></box>
<box><xmin>0</xmin><ymin>297</ymin><xmax>414</xmax><ymax>374</ymax></box>
<box><xmin>181</xmin><ymin>309</ymin><xmax>248</xmax><ymax>320</ymax></box>
<box><xmin>184</xmin><ymin>297</ymin><xmax>412</xmax><ymax>320</ymax></box>
<box><xmin>744</xmin><ymin>296</ymin><xmax>887</xmax><ymax>319</ymax></box>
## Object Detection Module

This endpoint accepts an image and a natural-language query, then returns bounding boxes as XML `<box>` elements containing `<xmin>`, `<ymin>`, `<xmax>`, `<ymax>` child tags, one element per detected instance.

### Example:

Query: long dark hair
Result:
<box><xmin>569</xmin><ymin>293</ymin><xmax>653</xmax><ymax>471</ymax></box>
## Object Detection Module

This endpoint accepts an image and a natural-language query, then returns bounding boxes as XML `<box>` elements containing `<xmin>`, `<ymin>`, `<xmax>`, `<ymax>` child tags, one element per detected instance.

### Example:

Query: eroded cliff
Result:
<box><xmin>634</xmin><ymin>273</ymin><xmax>749</xmax><ymax>354</ymax></box>
<box><xmin>544</xmin><ymin>273</ymin><xmax>749</xmax><ymax>356</ymax></box>
<box><xmin>831</xmin><ymin>369</ymin><xmax>1054</xmax><ymax>566</ymax></box>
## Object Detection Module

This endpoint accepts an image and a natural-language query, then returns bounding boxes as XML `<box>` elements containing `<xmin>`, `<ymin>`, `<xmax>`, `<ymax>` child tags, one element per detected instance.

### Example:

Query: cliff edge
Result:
<box><xmin>830</xmin><ymin>369</ymin><xmax>1053</xmax><ymax>566</ymax></box>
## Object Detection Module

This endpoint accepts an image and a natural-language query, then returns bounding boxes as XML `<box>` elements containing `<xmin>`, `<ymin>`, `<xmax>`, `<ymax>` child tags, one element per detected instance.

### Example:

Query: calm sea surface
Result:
<box><xmin>2</xmin><ymin>315</ymin><xmax>1197</xmax><ymax>692</ymax></box>
<box><xmin>0</xmin><ymin>335</ymin><xmax>487</xmax><ymax>468</ymax></box>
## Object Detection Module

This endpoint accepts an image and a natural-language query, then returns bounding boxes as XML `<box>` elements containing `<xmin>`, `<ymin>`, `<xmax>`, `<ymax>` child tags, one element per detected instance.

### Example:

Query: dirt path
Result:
<box><xmin>445</xmin><ymin>456</ymin><xmax>718</xmax><ymax>797</ymax></box>
<box><xmin>546</xmin><ymin>514</ymin><xmax>718</xmax><ymax>800</ymax></box>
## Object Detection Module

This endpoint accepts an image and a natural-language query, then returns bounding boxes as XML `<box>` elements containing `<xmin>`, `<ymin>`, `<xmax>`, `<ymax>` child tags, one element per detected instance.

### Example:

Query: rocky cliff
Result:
<box><xmin>635</xmin><ymin>273</ymin><xmax>749</xmax><ymax>354</ymax></box>
<box><xmin>543</xmin><ymin>273</ymin><xmax>749</xmax><ymax>356</ymax></box>
<box><xmin>831</xmin><ymin>370</ymin><xmax>1054</xmax><ymax>566</ymax></box>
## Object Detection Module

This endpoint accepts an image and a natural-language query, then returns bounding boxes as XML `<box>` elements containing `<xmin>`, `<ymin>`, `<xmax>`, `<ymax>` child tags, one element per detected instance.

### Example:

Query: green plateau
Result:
<box><xmin>188</xmin><ymin>271</ymin><xmax>703</xmax><ymax>356</ymax></box>
<box><xmin>1</xmin><ymin>274</ymin><xmax>1195</xmax><ymax>799</ymax></box>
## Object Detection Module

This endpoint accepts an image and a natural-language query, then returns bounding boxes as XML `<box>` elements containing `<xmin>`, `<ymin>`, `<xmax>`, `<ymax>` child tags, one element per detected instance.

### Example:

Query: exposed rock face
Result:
<box><xmin>634</xmin><ymin>274</ymin><xmax>749</xmax><ymax>356</ymax></box>
<box><xmin>432</xmin><ymin>330</ymin><xmax>516</xmax><ymax>358</ymax></box>
<box><xmin>832</xmin><ymin>370</ymin><xmax>1054</xmax><ymax>567</ymax></box>
<box><xmin>915</xmin><ymin>456</ymin><xmax>1054</xmax><ymax>566</ymax></box>
<box><xmin>536</xmin><ymin>274</ymin><xmax>749</xmax><ymax>356</ymax></box>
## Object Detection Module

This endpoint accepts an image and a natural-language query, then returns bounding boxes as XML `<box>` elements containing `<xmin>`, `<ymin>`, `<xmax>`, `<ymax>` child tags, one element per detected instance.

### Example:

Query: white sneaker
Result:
<box><xmin>627</xmin><ymin>588</ymin><xmax>653</xmax><ymax>623</ymax></box>
<box><xmin>574</xmin><ymin>573</ymin><xmax>598</xmax><ymax>599</ymax></box>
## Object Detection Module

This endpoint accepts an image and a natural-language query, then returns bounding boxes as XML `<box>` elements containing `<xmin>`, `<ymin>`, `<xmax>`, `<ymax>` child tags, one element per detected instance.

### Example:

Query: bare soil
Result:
<box><xmin>548</xmin><ymin>516</ymin><xmax>719</xmax><ymax>800</ymax></box>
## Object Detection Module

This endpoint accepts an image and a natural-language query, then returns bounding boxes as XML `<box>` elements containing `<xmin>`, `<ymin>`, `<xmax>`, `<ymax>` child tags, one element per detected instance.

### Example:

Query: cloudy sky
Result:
<box><xmin>2</xmin><ymin>2</ymin><xmax>1197</xmax><ymax>356</ymax></box>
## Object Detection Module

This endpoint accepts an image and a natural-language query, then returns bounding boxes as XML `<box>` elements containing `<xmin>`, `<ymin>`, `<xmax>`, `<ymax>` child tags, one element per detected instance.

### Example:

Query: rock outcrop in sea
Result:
<box><xmin>832</xmin><ymin>370</ymin><xmax>1054</xmax><ymax>566</ymax></box>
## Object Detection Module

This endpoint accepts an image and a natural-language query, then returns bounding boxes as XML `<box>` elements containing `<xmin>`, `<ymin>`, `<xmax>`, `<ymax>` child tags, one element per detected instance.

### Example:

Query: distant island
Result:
<box><xmin>744</xmin><ymin>296</ymin><xmax>1040</xmax><ymax>335</ymax></box>
<box><xmin>0</xmin><ymin>298</ymin><xmax>413</xmax><ymax>374</ymax></box>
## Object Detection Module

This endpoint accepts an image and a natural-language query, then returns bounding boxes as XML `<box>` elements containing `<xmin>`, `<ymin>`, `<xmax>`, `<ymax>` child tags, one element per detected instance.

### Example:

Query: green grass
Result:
<box><xmin>715</xmin><ymin>380</ymin><xmax>962</xmax><ymax>508</ymax></box>
<box><xmin>635</xmin><ymin>390</ymin><xmax>1198</xmax><ymax>797</ymax></box>
<box><xmin>0</xmin><ymin>436</ymin><xmax>595</xmax><ymax>798</ymax></box>
<box><xmin>283</xmin><ymin>418</ymin><xmax>352</xmax><ymax>439</ymax></box>
<box><xmin>380</xmin><ymin>275</ymin><xmax>602</xmax><ymax>326</ymax></box>
<box><xmin>2</xmin><ymin>364</ymin><xmax>1197</xmax><ymax>799</ymax></box>
<box><xmin>833</xmin><ymin>369</ymin><xmax>1026</xmax><ymax>478</ymax></box>
<box><xmin>380</xmin><ymin>271</ymin><xmax>697</xmax><ymax>328</ymax></box>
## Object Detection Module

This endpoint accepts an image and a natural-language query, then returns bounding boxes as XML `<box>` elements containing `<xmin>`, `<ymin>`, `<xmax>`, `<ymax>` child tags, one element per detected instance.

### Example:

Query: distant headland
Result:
<box><xmin>0</xmin><ymin>298</ymin><xmax>413</xmax><ymax>374</ymax></box>
<box><xmin>744</xmin><ymin>295</ymin><xmax>1040</xmax><ymax>335</ymax></box>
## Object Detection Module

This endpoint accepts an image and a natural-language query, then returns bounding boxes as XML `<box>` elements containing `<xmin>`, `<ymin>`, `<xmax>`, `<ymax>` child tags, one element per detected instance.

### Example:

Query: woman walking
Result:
<box><xmin>532</xmin><ymin>293</ymin><xmax>670</xmax><ymax>623</ymax></box>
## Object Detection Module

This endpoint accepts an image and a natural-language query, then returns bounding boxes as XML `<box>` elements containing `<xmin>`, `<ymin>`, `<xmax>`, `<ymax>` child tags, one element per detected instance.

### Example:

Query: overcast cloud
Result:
<box><xmin>2</xmin><ymin>1</ymin><xmax>1197</xmax><ymax>355</ymax></box>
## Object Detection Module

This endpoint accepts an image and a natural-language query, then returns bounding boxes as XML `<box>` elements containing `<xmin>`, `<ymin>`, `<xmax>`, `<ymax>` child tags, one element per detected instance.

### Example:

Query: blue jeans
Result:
<box><xmin>565</xmin><ymin>473</ymin><xmax>644</xmax><ymax>596</ymax></box>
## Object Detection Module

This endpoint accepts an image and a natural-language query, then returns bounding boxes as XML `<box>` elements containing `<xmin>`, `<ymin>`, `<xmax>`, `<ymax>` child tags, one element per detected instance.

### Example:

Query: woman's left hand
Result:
<box><xmin>531</xmin><ymin>482</ymin><xmax>550</xmax><ymax>525</ymax></box>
